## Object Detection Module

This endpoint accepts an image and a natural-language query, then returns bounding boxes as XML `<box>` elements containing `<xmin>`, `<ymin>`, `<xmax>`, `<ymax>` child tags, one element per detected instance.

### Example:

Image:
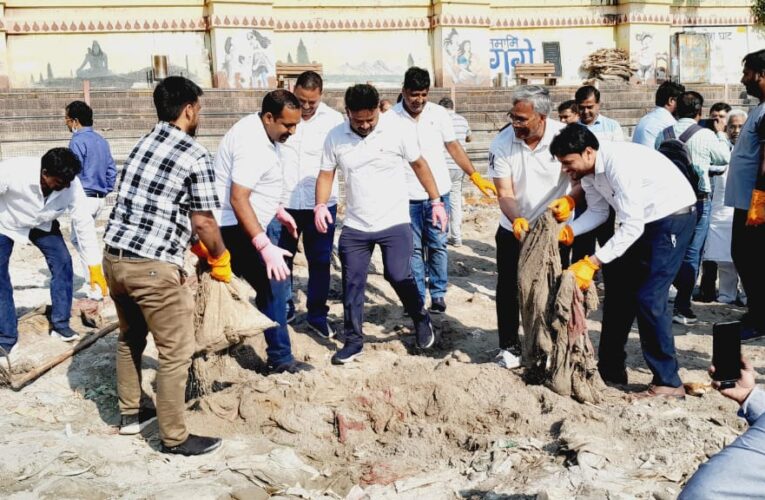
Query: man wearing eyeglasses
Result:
<box><xmin>489</xmin><ymin>85</ymin><xmax>572</xmax><ymax>369</ymax></box>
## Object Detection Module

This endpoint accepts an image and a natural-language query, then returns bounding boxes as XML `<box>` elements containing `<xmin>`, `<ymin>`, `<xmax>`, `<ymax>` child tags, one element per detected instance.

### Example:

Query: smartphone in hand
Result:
<box><xmin>713</xmin><ymin>321</ymin><xmax>742</xmax><ymax>389</ymax></box>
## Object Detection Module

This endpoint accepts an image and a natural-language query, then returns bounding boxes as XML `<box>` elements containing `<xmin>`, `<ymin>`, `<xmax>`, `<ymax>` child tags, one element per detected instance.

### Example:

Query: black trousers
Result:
<box><xmin>732</xmin><ymin>209</ymin><xmax>765</xmax><ymax>327</ymax></box>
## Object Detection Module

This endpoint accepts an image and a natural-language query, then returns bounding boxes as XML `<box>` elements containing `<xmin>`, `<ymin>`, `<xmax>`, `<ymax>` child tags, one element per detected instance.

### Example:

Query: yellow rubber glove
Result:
<box><xmin>548</xmin><ymin>195</ymin><xmax>576</xmax><ymax>222</ymax></box>
<box><xmin>191</xmin><ymin>240</ymin><xmax>209</xmax><ymax>259</ymax></box>
<box><xmin>469</xmin><ymin>172</ymin><xmax>498</xmax><ymax>197</ymax></box>
<box><xmin>558</xmin><ymin>225</ymin><xmax>574</xmax><ymax>246</ymax></box>
<box><xmin>568</xmin><ymin>256</ymin><xmax>600</xmax><ymax>290</ymax></box>
<box><xmin>208</xmin><ymin>249</ymin><xmax>232</xmax><ymax>283</ymax></box>
<box><xmin>746</xmin><ymin>189</ymin><xmax>765</xmax><ymax>226</ymax></box>
<box><xmin>88</xmin><ymin>265</ymin><xmax>108</xmax><ymax>296</ymax></box>
<box><xmin>512</xmin><ymin>217</ymin><xmax>530</xmax><ymax>241</ymax></box>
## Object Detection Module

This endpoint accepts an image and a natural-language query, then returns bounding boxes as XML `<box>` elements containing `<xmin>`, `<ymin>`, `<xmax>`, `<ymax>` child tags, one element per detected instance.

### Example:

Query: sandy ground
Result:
<box><xmin>1</xmin><ymin>202</ymin><xmax>763</xmax><ymax>499</ymax></box>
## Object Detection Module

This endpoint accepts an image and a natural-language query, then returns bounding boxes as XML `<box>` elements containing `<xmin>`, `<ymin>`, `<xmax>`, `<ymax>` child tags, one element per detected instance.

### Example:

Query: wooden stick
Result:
<box><xmin>10</xmin><ymin>322</ymin><xmax>119</xmax><ymax>391</ymax></box>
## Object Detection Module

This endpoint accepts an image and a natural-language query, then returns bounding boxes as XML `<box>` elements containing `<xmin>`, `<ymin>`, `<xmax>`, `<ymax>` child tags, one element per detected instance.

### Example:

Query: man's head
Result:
<box><xmin>153</xmin><ymin>76</ymin><xmax>204</xmax><ymax>136</ymax></box>
<box><xmin>438</xmin><ymin>97</ymin><xmax>454</xmax><ymax>110</ymax></box>
<box><xmin>345</xmin><ymin>84</ymin><xmax>380</xmax><ymax>137</ymax></box>
<box><xmin>676</xmin><ymin>91</ymin><xmax>704</xmax><ymax>120</ymax></box>
<box><xmin>293</xmin><ymin>70</ymin><xmax>323</xmax><ymax>121</ymax></box>
<box><xmin>710</xmin><ymin>102</ymin><xmax>731</xmax><ymax>122</ymax></box>
<box><xmin>40</xmin><ymin>147</ymin><xmax>82</xmax><ymax>194</ymax></box>
<box><xmin>574</xmin><ymin>85</ymin><xmax>601</xmax><ymax>126</ymax></box>
<box><xmin>655</xmin><ymin>81</ymin><xmax>685</xmax><ymax>114</ymax></box>
<box><xmin>509</xmin><ymin>85</ymin><xmax>551</xmax><ymax>143</ymax></box>
<box><xmin>549</xmin><ymin>124</ymin><xmax>600</xmax><ymax>181</ymax></box>
<box><xmin>64</xmin><ymin>100</ymin><xmax>93</xmax><ymax>132</ymax></box>
<box><xmin>727</xmin><ymin>109</ymin><xmax>748</xmax><ymax>145</ymax></box>
<box><xmin>742</xmin><ymin>49</ymin><xmax>765</xmax><ymax>99</ymax></box>
<box><xmin>557</xmin><ymin>100</ymin><xmax>579</xmax><ymax>125</ymax></box>
<box><xmin>260</xmin><ymin>89</ymin><xmax>301</xmax><ymax>143</ymax></box>
<box><xmin>401</xmin><ymin>66</ymin><xmax>431</xmax><ymax>117</ymax></box>
<box><xmin>379</xmin><ymin>99</ymin><xmax>393</xmax><ymax>113</ymax></box>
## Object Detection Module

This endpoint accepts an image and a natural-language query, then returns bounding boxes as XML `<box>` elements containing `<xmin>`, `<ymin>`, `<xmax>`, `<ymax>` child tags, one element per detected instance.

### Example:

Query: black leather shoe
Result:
<box><xmin>161</xmin><ymin>434</ymin><xmax>222</xmax><ymax>456</ymax></box>
<box><xmin>428</xmin><ymin>297</ymin><xmax>446</xmax><ymax>314</ymax></box>
<box><xmin>268</xmin><ymin>360</ymin><xmax>314</xmax><ymax>374</ymax></box>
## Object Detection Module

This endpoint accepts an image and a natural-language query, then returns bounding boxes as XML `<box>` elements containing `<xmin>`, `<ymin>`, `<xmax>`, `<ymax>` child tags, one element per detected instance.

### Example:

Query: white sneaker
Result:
<box><xmin>495</xmin><ymin>349</ymin><xmax>522</xmax><ymax>369</ymax></box>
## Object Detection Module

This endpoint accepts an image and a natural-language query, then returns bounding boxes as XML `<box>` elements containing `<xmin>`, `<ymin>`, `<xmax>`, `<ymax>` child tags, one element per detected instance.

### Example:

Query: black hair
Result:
<box><xmin>41</xmin><ymin>147</ymin><xmax>81</xmax><ymax>181</ymax></box>
<box><xmin>65</xmin><ymin>100</ymin><xmax>94</xmax><ymax>126</ymax></box>
<box><xmin>261</xmin><ymin>89</ymin><xmax>301</xmax><ymax>118</ymax></box>
<box><xmin>574</xmin><ymin>85</ymin><xmax>600</xmax><ymax>104</ymax></box>
<box><xmin>557</xmin><ymin>100</ymin><xmax>578</xmax><ymax>114</ymax></box>
<box><xmin>743</xmin><ymin>49</ymin><xmax>765</xmax><ymax>74</ymax></box>
<box><xmin>295</xmin><ymin>70</ymin><xmax>323</xmax><ymax>92</ymax></box>
<box><xmin>345</xmin><ymin>84</ymin><xmax>380</xmax><ymax>112</ymax></box>
<box><xmin>153</xmin><ymin>76</ymin><xmax>203</xmax><ymax>122</ymax></box>
<box><xmin>438</xmin><ymin>97</ymin><xmax>454</xmax><ymax>109</ymax></box>
<box><xmin>403</xmin><ymin>66</ymin><xmax>430</xmax><ymax>91</ymax></box>
<box><xmin>710</xmin><ymin>102</ymin><xmax>732</xmax><ymax>114</ymax></box>
<box><xmin>655</xmin><ymin>81</ymin><xmax>685</xmax><ymax>107</ymax></box>
<box><xmin>549</xmin><ymin>124</ymin><xmax>600</xmax><ymax>157</ymax></box>
<box><xmin>396</xmin><ymin>93</ymin><xmax>403</xmax><ymax>103</ymax></box>
<box><xmin>677</xmin><ymin>91</ymin><xmax>704</xmax><ymax>119</ymax></box>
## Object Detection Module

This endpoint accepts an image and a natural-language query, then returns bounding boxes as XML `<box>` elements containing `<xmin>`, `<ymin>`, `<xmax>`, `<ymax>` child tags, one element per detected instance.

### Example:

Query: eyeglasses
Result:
<box><xmin>507</xmin><ymin>113</ymin><xmax>533</xmax><ymax>125</ymax></box>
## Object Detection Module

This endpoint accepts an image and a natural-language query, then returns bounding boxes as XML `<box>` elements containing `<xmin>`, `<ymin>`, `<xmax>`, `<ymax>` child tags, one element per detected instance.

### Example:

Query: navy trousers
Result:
<box><xmin>597</xmin><ymin>209</ymin><xmax>695</xmax><ymax>387</ymax></box>
<box><xmin>0</xmin><ymin>222</ymin><xmax>73</xmax><ymax>351</ymax></box>
<box><xmin>338</xmin><ymin>223</ymin><xmax>424</xmax><ymax>346</ymax></box>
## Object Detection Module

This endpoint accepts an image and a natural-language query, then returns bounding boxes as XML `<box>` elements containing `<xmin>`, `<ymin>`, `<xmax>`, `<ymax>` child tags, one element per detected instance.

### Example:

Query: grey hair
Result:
<box><xmin>511</xmin><ymin>85</ymin><xmax>552</xmax><ymax>116</ymax></box>
<box><xmin>728</xmin><ymin>108</ymin><xmax>748</xmax><ymax>123</ymax></box>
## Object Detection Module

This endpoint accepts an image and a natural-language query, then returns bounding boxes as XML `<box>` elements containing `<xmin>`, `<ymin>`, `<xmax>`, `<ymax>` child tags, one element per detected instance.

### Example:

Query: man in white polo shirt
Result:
<box><xmin>391</xmin><ymin>67</ymin><xmax>496</xmax><ymax>314</ymax></box>
<box><xmin>551</xmin><ymin>125</ymin><xmax>696</xmax><ymax>398</ymax></box>
<box><xmin>314</xmin><ymin>83</ymin><xmax>447</xmax><ymax>365</ymax></box>
<box><xmin>214</xmin><ymin>89</ymin><xmax>313</xmax><ymax>375</ymax></box>
<box><xmin>272</xmin><ymin>71</ymin><xmax>344</xmax><ymax>338</ymax></box>
<box><xmin>488</xmin><ymin>86</ymin><xmax>570</xmax><ymax>370</ymax></box>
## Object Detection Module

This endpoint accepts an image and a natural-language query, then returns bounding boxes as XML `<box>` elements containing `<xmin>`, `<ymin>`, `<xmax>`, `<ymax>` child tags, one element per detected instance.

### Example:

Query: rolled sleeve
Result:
<box><xmin>189</xmin><ymin>153</ymin><xmax>220</xmax><ymax>211</ymax></box>
<box><xmin>739</xmin><ymin>387</ymin><xmax>765</xmax><ymax>426</ymax></box>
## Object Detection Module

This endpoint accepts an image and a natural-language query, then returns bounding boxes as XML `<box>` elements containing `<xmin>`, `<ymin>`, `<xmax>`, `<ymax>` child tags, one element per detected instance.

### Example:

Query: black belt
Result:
<box><xmin>672</xmin><ymin>205</ymin><xmax>696</xmax><ymax>216</ymax></box>
<box><xmin>697</xmin><ymin>192</ymin><xmax>709</xmax><ymax>201</ymax></box>
<box><xmin>85</xmin><ymin>190</ymin><xmax>107</xmax><ymax>198</ymax></box>
<box><xmin>105</xmin><ymin>245</ymin><xmax>144</xmax><ymax>259</ymax></box>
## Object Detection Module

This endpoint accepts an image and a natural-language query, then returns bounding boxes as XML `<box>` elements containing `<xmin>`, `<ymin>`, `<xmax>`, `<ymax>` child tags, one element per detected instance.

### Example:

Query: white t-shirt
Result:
<box><xmin>321</xmin><ymin>113</ymin><xmax>420</xmax><ymax>232</ymax></box>
<box><xmin>391</xmin><ymin>101</ymin><xmax>455</xmax><ymax>200</ymax></box>
<box><xmin>279</xmin><ymin>102</ymin><xmax>344</xmax><ymax>209</ymax></box>
<box><xmin>488</xmin><ymin>119</ymin><xmax>569</xmax><ymax>231</ymax></box>
<box><xmin>214</xmin><ymin>113</ymin><xmax>282</xmax><ymax>228</ymax></box>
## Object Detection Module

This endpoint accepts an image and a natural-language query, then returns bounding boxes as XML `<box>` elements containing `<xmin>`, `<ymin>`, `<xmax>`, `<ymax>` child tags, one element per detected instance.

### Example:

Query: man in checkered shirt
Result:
<box><xmin>103</xmin><ymin>76</ymin><xmax>231</xmax><ymax>457</ymax></box>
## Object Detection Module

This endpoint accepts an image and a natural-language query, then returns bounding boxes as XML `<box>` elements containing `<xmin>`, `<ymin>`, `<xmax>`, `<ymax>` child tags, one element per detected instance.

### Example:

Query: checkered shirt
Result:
<box><xmin>104</xmin><ymin>122</ymin><xmax>220</xmax><ymax>266</ymax></box>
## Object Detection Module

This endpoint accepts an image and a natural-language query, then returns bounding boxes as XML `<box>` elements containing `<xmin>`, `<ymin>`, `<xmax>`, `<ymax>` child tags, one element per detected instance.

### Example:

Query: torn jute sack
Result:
<box><xmin>193</xmin><ymin>264</ymin><xmax>276</xmax><ymax>356</ymax></box>
<box><xmin>517</xmin><ymin>211</ymin><xmax>605</xmax><ymax>403</ymax></box>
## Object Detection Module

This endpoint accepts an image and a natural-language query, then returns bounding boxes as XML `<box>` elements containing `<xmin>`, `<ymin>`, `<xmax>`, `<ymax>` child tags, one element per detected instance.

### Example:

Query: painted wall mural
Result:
<box><xmin>7</xmin><ymin>32</ymin><xmax>211</xmax><ymax>88</ymax></box>
<box><xmin>632</xmin><ymin>32</ymin><xmax>668</xmax><ymax>84</ymax></box>
<box><xmin>219</xmin><ymin>29</ymin><xmax>275</xmax><ymax>88</ymax></box>
<box><xmin>442</xmin><ymin>28</ymin><xmax>490</xmax><ymax>86</ymax></box>
<box><xmin>489</xmin><ymin>34</ymin><xmax>536</xmax><ymax>77</ymax></box>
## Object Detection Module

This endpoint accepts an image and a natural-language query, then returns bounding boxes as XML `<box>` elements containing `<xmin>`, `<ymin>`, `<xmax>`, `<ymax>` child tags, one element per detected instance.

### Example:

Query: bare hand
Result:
<box><xmin>709</xmin><ymin>355</ymin><xmax>756</xmax><ymax>405</ymax></box>
<box><xmin>713</xmin><ymin>116</ymin><xmax>727</xmax><ymax>134</ymax></box>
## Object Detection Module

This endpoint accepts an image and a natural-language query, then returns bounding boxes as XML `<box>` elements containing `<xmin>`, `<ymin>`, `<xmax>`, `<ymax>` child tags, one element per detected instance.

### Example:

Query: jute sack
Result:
<box><xmin>193</xmin><ymin>269</ymin><xmax>276</xmax><ymax>355</ymax></box>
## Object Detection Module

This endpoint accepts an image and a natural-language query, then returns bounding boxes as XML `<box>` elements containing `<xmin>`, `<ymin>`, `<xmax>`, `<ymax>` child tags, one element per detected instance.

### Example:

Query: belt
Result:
<box><xmin>671</xmin><ymin>205</ymin><xmax>696</xmax><ymax>216</ymax></box>
<box><xmin>85</xmin><ymin>190</ymin><xmax>107</xmax><ymax>198</ymax></box>
<box><xmin>697</xmin><ymin>192</ymin><xmax>709</xmax><ymax>201</ymax></box>
<box><xmin>105</xmin><ymin>245</ymin><xmax>144</xmax><ymax>259</ymax></box>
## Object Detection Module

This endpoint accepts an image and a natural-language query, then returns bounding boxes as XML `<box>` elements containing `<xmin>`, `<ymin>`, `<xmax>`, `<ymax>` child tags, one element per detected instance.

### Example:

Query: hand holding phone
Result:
<box><xmin>712</xmin><ymin>322</ymin><xmax>742</xmax><ymax>389</ymax></box>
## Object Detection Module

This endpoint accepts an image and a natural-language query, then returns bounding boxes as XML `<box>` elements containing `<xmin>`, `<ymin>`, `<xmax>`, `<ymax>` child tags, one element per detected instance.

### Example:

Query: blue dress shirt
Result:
<box><xmin>68</xmin><ymin>127</ymin><xmax>117</xmax><ymax>196</ymax></box>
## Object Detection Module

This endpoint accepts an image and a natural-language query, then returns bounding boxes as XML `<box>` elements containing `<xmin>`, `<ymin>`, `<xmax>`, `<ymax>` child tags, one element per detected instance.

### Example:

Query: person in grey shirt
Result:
<box><xmin>438</xmin><ymin>97</ymin><xmax>472</xmax><ymax>247</ymax></box>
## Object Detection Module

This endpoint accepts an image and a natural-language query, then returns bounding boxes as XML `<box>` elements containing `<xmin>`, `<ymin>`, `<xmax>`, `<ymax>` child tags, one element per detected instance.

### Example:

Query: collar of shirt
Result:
<box><xmin>303</xmin><ymin>101</ymin><xmax>331</xmax><ymax>124</ymax></box>
<box><xmin>512</xmin><ymin>118</ymin><xmax>558</xmax><ymax>151</ymax></box>
<box><xmin>594</xmin><ymin>149</ymin><xmax>607</xmax><ymax>175</ymax></box>
<box><xmin>391</xmin><ymin>100</ymin><xmax>435</xmax><ymax>123</ymax></box>
<box><xmin>654</xmin><ymin>107</ymin><xmax>674</xmax><ymax>121</ymax></box>
<box><xmin>677</xmin><ymin>117</ymin><xmax>697</xmax><ymax>127</ymax></box>
<box><xmin>73</xmin><ymin>126</ymin><xmax>93</xmax><ymax>135</ymax></box>
<box><xmin>255</xmin><ymin>113</ymin><xmax>278</xmax><ymax>152</ymax></box>
<box><xmin>343</xmin><ymin>118</ymin><xmax>385</xmax><ymax>140</ymax></box>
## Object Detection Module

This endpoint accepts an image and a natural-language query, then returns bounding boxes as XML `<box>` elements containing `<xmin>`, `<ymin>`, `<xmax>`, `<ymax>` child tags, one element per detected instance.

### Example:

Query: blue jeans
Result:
<box><xmin>673</xmin><ymin>198</ymin><xmax>711</xmax><ymax>313</ymax></box>
<box><xmin>597</xmin><ymin>209</ymin><xmax>695</xmax><ymax>387</ymax></box>
<box><xmin>0</xmin><ymin>223</ymin><xmax>74</xmax><ymax>351</ymax></box>
<box><xmin>268</xmin><ymin>206</ymin><xmax>336</xmax><ymax>323</ymax></box>
<box><xmin>221</xmin><ymin>224</ymin><xmax>293</xmax><ymax>367</ymax></box>
<box><xmin>409</xmin><ymin>195</ymin><xmax>450</xmax><ymax>303</ymax></box>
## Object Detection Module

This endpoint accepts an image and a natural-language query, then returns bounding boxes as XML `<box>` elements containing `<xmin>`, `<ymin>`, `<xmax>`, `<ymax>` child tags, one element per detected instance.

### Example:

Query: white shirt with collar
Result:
<box><xmin>488</xmin><ymin>119</ymin><xmax>569</xmax><ymax>231</ymax></box>
<box><xmin>321</xmin><ymin>113</ymin><xmax>421</xmax><ymax>232</ymax></box>
<box><xmin>390</xmin><ymin>101</ymin><xmax>456</xmax><ymax>200</ymax></box>
<box><xmin>214</xmin><ymin>113</ymin><xmax>282</xmax><ymax>228</ymax></box>
<box><xmin>569</xmin><ymin>142</ymin><xmax>696</xmax><ymax>264</ymax></box>
<box><xmin>0</xmin><ymin>156</ymin><xmax>101</xmax><ymax>265</ymax></box>
<box><xmin>585</xmin><ymin>114</ymin><xmax>625</xmax><ymax>142</ymax></box>
<box><xmin>279</xmin><ymin>102</ymin><xmax>344</xmax><ymax>209</ymax></box>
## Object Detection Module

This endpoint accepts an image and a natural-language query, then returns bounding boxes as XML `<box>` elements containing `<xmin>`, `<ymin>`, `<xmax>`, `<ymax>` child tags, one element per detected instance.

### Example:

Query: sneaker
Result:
<box><xmin>672</xmin><ymin>310</ymin><xmax>697</xmax><ymax>325</ymax></box>
<box><xmin>50</xmin><ymin>326</ymin><xmax>81</xmax><ymax>342</ymax></box>
<box><xmin>119</xmin><ymin>407</ymin><xmax>158</xmax><ymax>435</ymax></box>
<box><xmin>428</xmin><ymin>297</ymin><xmax>446</xmax><ymax>315</ymax></box>
<box><xmin>267</xmin><ymin>360</ymin><xmax>314</xmax><ymax>374</ymax></box>
<box><xmin>331</xmin><ymin>343</ymin><xmax>363</xmax><ymax>365</ymax></box>
<box><xmin>495</xmin><ymin>348</ymin><xmax>522</xmax><ymax>369</ymax></box>
<box><xmin>448</xmin><ymin>238</ymin><xmax>462</xmax><ymax>248</ymax></box>
<box><xmin>307</xmin><ymin>318</ymin><xmax>335</xmax><ymax>339</ymax></box>
<box><xmin>160</xmin><ymin>434</ymin><xmax>222</xmax><ymax>456</ymax></box>
<box><xmin>286</xmin><ymin>301</ymin><xmax>296</xmax><ymax>325</ymax></box>
<box><xmin>414</xmin><ymin>312</ymin><xmax>435</xmax><ymax>349</ymax></box>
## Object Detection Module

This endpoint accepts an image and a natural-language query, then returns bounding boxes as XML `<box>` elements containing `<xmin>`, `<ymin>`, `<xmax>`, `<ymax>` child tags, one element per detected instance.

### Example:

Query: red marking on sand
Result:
<box><xmin>336</xmin><ymin>413</ymin><xmax>365</xmax><ymax>444</ymax></box>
